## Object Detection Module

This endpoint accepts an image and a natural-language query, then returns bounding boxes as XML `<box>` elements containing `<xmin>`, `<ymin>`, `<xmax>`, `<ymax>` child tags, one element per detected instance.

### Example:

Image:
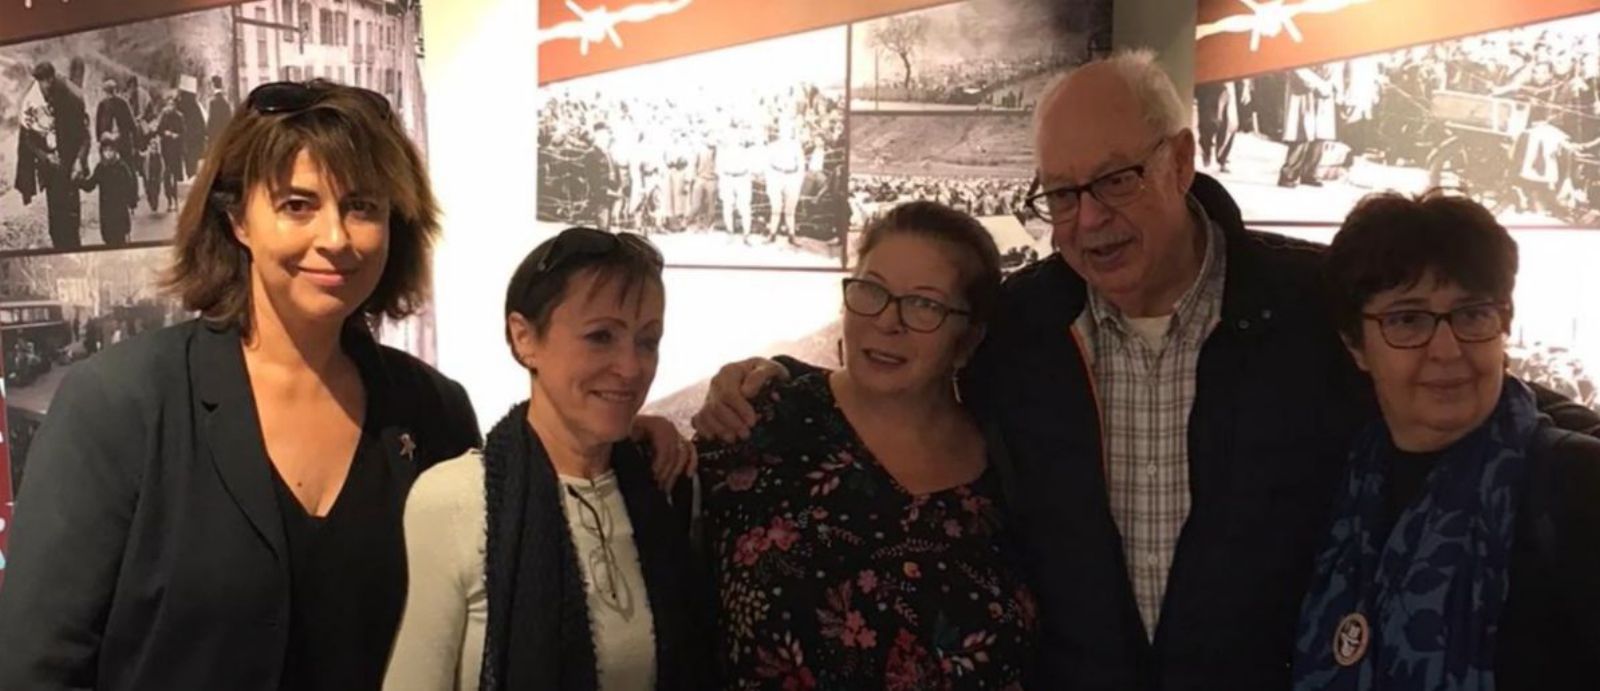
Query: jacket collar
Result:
<box><xmin>189</xmin><ymin>319</ymin><xmax>418</xmax><ymax>561</ymax></box>
<box><xmin>191</xmin><ymin>320</ymin><xmax>285</xmax><ymax>560</ymax></box>
<box><xmin>1034</xmin><ymin>173</ymin><xmax>1299</xmax><ymax>341</ymax></box>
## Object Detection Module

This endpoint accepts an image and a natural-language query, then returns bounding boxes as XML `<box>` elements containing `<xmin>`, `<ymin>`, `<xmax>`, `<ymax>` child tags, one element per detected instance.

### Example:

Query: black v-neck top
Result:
<box><xmin>269</xmin><ymin>411</ymin><xmax>405</xmax><ymax>691</ymax></box>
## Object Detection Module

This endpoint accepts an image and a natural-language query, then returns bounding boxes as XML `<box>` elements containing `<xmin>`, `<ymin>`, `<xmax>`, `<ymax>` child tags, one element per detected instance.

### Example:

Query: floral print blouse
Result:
<box><xmin>698</xmin><ymin>373</ymin><xmax>1036</xmax><ymax>690</ymax></box>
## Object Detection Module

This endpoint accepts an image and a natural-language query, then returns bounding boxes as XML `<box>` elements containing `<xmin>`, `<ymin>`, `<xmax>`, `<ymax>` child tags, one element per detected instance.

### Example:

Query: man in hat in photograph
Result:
<box><xmin>23</xmin><ymin>61</ymin><xmax>91</xmax><ymax>250</ymax></box>
<box><xmin>175</xmin><ymin>75</ymin><xmax>207</xmax><ymax>180</ymax></box>
<box><xmin>206</xmin><ymin>75</ymin><xmax>231</xmax><ymax>152</ymax></box>
<box><xmin>95</xmin><ymin>77</ymin><xmax>139</xmax><ymax>165</ymax></box>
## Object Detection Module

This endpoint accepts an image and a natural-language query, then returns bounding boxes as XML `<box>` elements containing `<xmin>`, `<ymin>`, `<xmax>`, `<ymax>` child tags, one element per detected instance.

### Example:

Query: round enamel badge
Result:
<box><xmin>1333</xmin><ymin>612</ymin><xmax>1371</xmax><ymax>667</ymax></box>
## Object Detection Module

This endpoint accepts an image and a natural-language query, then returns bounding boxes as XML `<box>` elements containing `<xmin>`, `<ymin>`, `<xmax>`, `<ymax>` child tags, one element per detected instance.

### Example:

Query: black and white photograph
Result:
<box><xmin>1197</xmin><ymin>11</ymin><xmax>1600</xmax><ymax>227</ymax></box>
<box><xmin>536</xmin><ymin>27</ymin><xmax>850</xmax><ymax>269</ymax></box>
<box><xmin>234</xmin><ymin>0</ymin><xmax>430</xmax><ymax>151</ymax></box>
<box><xmin>0</xmin><ymin>248</ymin><xmax>191</xmax><ymax>488</ymax></box>
<box><xmin>637</xmin><ymin>269</ymin><xmax>847</xmax><ymax>433</ymax></box>
<box><xmin>848</xmin><ymin>111</ymin><xmax>1049</xmax><ymax>272</ymax></box>
<box><xmin>848</xmin><ymin>0</ymin><xmax>1110</xmax><ymax>113</ymax></box>
<box><xmin>1</xmin><ymin>8</ymin><xmax>234</xmax><ymax>253</ymax></box>
<box><xmin>643</xmin><ymin>317</ymin><xmax>842</xmax><ymax>432</ymax></box>
<box><xmin>233</xmin><ymin>0</ymin><xmax>435</xmax><ymax>360</ymax></box>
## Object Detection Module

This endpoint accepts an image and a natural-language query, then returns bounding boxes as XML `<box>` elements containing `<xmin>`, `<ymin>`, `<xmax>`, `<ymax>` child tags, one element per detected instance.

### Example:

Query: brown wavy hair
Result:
<box><xmin>162</xmin><ymin>80</ymin><xmax>440</xmax><ymax>335</ymax></box>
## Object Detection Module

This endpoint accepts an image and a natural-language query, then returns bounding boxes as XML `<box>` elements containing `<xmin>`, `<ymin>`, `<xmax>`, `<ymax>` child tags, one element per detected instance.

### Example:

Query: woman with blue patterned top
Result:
<box><xmin>1293</xmin><ymin>190</ymin><xmax>1600</xmax><ymax>691</ymax></box>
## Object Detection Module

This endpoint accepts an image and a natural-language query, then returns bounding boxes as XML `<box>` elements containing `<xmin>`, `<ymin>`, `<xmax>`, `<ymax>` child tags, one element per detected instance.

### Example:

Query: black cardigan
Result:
<box><xmin>1496</xmin><ymin>425</ymin><xmax>1600</xmax><ymax>690</ymax></box>
<box><xmin>959</xmin><ymin>174</ymin><xmax>1600</xmax><ymax>690</ymax></box>
<box><xmin>0</xmin><ymin>320</ymin><xmax>480</xmax><ymax>691</ymax></box>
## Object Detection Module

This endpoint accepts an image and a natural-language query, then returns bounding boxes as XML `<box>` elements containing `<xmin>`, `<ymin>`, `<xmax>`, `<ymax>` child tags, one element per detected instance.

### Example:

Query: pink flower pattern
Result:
<box><xmin>697</xmin><ymin>373</ymin><xmax>1035</xmax><ymax>689</ymax></box>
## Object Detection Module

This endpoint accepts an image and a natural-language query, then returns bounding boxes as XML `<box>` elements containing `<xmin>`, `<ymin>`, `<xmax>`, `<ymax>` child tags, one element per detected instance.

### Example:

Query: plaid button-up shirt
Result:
<box><xmin>1074</xmin><ymin>206</ymin><xmax>1227</xmax><ymax>639</ymax></box>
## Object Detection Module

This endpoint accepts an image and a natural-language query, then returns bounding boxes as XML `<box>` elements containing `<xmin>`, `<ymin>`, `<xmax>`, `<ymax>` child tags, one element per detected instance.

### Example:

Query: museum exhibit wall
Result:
<box><xmin>429</xmin><ymin>0</ymin><xmax>1114</xmax><ymax>435</ymax></box>
<box><xmin>0</xmin><ymin>0</ymin><xmax>434</xmax><ymax>587</ymax></box>
<box><xmin>8</xmin><ymin>0</ymin><xmax>1596</xmax><ymax>590</ymax></box>
<box><xmin>1193</xmin><ymin>0</ymin><xmax>1600</xmax><ymax>416</ymax></box>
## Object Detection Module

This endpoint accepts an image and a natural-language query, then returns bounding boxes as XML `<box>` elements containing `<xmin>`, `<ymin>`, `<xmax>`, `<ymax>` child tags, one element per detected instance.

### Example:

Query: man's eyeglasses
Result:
<box><xmin>1362</xmin><ymin>303</ymin><xmax>1509</xmax><ymax>349</ymax></box>
<box><xmin>842</xmin><ymin>278</ymin><xmax>969</xmax><ymax>333</ymax></box>
<box><xmin>245</xmin><ymin>79</ymin><xmax>393</xmax><ymax>121</ymax></box>
<box><xmin>1025</xmin><ymin>138</ymin><xmax>1169</xmax><ymax>224</ymax></box>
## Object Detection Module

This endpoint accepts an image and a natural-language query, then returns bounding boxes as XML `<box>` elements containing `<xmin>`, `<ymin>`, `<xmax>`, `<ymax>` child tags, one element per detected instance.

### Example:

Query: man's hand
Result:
<box><xmin>689</xmin><ymin>358</ymin><xmax>789</xmax><ymax>443</ymax></box>
<box><xmin>633</xmin><ymin>414</ymin><xmax>694</xmax><ymax>492</ymax></box>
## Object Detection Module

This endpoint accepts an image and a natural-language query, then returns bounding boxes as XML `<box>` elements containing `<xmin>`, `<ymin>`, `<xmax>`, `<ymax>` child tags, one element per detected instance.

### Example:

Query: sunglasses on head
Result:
<box><xmin>528</xmin><ymin>227</ymin><xmax>663</xmax><ymax>275</ymax></box>
<box><xmin>244</xmin><ymin>79</ymin><xmax>393</xmax><ymax>121</ymax></box>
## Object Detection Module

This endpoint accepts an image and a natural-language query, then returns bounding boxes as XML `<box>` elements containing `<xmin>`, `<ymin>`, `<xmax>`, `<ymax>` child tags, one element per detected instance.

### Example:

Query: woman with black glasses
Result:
<box><xmin>385</xmin><ymin>227</ymin><xmax>706</xmax><ymax>691</ymax></box>
<box><xmin>0</xmin><ymin>80</ymin><xmax>481</xmax><ymax>691</ymax></box>
<box><xmin>1293</xmin><ymin>191</ymin><xmax>1600</xmax><ymax>691</ymax></box>
<box><xmin>696</xmin><ymin>201</ymin><xmax>1035</xmax><ymax>689</ymax></box>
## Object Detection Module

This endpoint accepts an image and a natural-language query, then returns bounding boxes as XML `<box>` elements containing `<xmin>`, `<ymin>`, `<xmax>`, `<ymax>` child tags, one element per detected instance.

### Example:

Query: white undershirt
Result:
<box><xmin>560</xmin><ymin>470</ymin><xmax>657</xmax><ymax>691</ymax></box>
<box><xmin>1125</xmin><ymin>314</ymin><xmax>1174</xmax><ymax>349</ymax></box>
<box><xmin>383</xmin><ymin>452</ymin><xmax>656</xmax><ymax>691</ymax></box>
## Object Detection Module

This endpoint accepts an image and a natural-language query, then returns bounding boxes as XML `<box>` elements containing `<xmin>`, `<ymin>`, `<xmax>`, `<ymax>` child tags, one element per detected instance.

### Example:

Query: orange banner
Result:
<box><xmin>538</xmin><ymin>0</ymin><xmax>954</xmax><ymax>84</ymax></box>
<box><xmin>0</xmin><ymin>0</ymin><xmax>245</xmax><ymax>47</ymax></box>
<box><xmin>1196</xmin><ymin>0</ymin><xmax>1600</xmax><ymax>83</ymax></box>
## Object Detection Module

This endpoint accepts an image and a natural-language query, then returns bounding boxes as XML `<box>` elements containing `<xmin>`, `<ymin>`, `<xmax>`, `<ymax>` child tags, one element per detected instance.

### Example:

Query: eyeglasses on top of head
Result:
<box><xmin>1361</xmin><ymin>302</ymin><xmax>1510</xmax><ymax>349</ymax></box>
<box><xmin>841</xmin><ymin>278</ymin><xmax>969</xmax><ymax>333</ymax></box>
<box><xmin>245</xmin><ymin>79</ymin><xmax>393</xmax><ymax>121</ymax></box>
<box><xmin>530</xmin><ymin>227</ymin><xmax>663</xmax><ymax>275</ymax></box>
<box><xmin>1024</xmin><ymin>138</ymin><xmax>1169</xmax><ymax>224</ymax></box>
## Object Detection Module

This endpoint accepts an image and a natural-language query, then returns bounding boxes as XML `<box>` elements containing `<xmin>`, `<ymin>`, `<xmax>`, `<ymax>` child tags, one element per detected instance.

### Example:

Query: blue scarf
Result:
<box><xmin>1292</xmin><ymin>377</ymin><xmax>1538</xmax><ymax>691</ymax></box>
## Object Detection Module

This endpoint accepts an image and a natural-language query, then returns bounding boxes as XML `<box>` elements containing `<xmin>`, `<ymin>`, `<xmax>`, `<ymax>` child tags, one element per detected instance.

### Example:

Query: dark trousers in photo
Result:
<box><xmin>44</xmin><ymin>168</ymin><xmax>83</xmax><ymax>250</ymax></box>
<box><xmin>1279</xmin><ymin>140</ymin><xmax>1323</xmax><ymax>187</ymax></box>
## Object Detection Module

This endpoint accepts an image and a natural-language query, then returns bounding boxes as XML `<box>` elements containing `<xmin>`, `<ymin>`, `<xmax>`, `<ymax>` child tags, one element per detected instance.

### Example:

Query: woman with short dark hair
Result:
<box><xmin>385</xmin><ymin>227</ymin><xmax>707</xmax><ymax>691</ymax></box>
<box><xmin>0</xmin><ymin>80</ymin><xmax>481</xmax><ymax>691</ymax></box>
<box><xmin>1293</xmin><ymin>190</ymin><xmax>1600</xmax><ymax>691</ymax></box>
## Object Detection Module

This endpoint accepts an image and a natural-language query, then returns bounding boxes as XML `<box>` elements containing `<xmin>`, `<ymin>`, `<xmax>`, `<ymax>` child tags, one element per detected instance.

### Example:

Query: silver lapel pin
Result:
<box><xmin>398</xmin><ymin>432</ymin><xmax>417</xmax><ymax>463</ymax></box>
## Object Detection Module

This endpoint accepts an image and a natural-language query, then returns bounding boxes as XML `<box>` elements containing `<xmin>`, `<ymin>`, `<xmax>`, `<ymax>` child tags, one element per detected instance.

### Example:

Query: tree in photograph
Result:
<box><xmin>870</xmin><ymin>15</ymin><xmax>928</xmax><ymax>91</ymax></box>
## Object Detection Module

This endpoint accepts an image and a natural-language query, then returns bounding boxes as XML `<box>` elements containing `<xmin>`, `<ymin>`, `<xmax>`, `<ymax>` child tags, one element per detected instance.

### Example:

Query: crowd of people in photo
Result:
<box><xmin>865</xmin><ymin>54</ymin><xmax>1070</xmax><ymax>108</ymax></box>
<box><xmin>1509</xmin><ymin>340</ymin><xmax>1599</xmax><ymax>411</ymax></box>
<box><xmin>850</xmin><ymin>175</ymin><xmax>1041</xmax><ymax>273</ymax></box>
<box><xmin>12</xmin><ymin>58</ymin><xmax>231</xmax><ymax>249</ymax></box>
<box><xmin>1197</xmin><ymin>22</ymin><xmax>1600</xmax><ymax>219</ymax></box>
<box><xmin>850</xmin><ymin>173</ymin><xmax>1030</xmax><ymax>219</ymax></box>
<box><xmin>537</xmin><ymin>83</ymin><xmax>848</xmax><ymax>246</ymax></box>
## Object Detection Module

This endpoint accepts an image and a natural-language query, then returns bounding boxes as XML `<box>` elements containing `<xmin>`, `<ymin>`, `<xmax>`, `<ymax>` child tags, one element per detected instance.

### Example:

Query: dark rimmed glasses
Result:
<box><xmin>1024</xmin><ymin>138</ymin><xmax>1168</xmax><ymax>223</ymax></box>
<box><xmin>1362</xmin><ymin>303</ymin><xmax>1509</xmax><ymax>349</ymax></box>
<box><xmin>245</xmin><ymin>79</ymin><xmax>393</xmax><ymax>121</ymax></box>
<box><xmin>842</xmin><ymin>278</ymin><xmax>969</xmax><ymax>333</ymax></box>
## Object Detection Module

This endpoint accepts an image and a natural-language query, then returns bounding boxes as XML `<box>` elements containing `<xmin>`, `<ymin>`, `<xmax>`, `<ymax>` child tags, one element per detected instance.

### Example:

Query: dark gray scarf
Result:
<box><xmin>478</xmin><ymin>402</ymin><xmax>702</xmax><ymax>691</ymax></box>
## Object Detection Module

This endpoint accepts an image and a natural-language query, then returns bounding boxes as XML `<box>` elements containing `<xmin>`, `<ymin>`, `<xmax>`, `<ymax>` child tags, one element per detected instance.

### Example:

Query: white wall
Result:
<box><xmin>422</xmin><ymin>0</ymin><xmax>541</xmax><ymax>428</ymax></box>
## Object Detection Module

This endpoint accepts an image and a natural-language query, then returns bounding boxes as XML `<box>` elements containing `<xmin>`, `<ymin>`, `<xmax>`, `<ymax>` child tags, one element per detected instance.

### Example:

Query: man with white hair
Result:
<box><xmin>969</xmin><ymin>48</ymin><xmax>1373</xmax><ymax>690</ymax></box>
<box><xmin>690</xmin><ymin>50</ymin><xmax>1595</xmax><ymax>690</ymax></box>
